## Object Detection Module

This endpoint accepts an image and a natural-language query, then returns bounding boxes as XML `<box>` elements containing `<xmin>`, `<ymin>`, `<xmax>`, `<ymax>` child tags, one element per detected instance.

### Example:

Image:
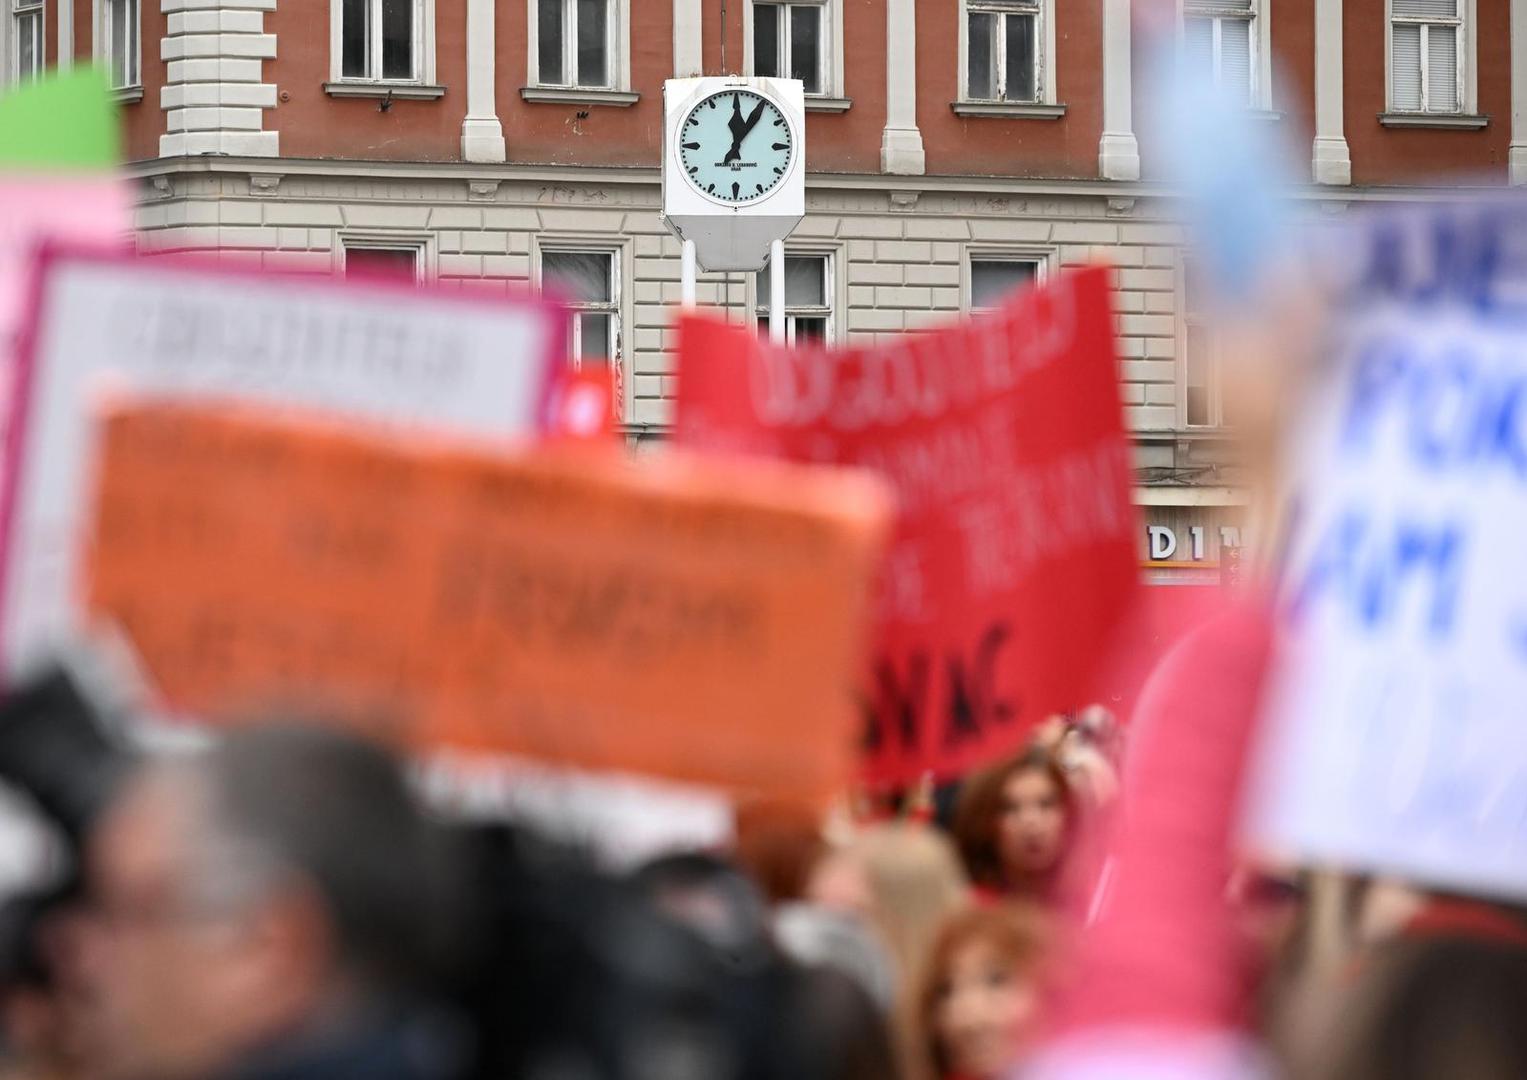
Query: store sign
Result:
<box><xmin>1247</xmin><ymin>200</ymin><xmax>1527</xmax><ymax>902</ymax></box>
<box><xmin>1143</xmin><ymin>523</ymin><xmax>1244</xmax><ymax>562</ymax></box>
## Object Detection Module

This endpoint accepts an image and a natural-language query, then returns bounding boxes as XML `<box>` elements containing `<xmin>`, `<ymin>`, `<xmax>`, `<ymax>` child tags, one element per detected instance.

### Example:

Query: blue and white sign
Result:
<box><xmin>1247</xmin><ymin>199</ymin><xmax>1527</xmax><ymax>902</ymax></box>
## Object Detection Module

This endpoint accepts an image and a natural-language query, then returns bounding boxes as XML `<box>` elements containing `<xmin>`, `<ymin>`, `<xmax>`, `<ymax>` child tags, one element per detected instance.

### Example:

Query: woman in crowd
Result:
<box><xmin>918</xmin><ymin>905</ymin><xmax>1051</xmax><ymax>1080</ymax></box>
<box><xmin>951</xmin><ymin>745</ymin><xmax>1078</xmax><ymax>907</ymax></box>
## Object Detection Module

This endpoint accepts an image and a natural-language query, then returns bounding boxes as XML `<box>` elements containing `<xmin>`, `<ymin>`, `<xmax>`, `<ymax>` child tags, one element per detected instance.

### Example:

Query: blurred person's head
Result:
<box><xmin>918</xmin><ymin>905</ymin><xmax>1050</xmax><ymax>1080</ymax></box>
<box><xmin>81</xmin><ymin>724</ymin><xmax>444</xmax><ymax>1080</ymax></box>
<box><xmin>953</xmin><ymin>746</ymin><xmax>1074</xmax><ymax>899</ymax></box>
<box><xmin>732</xmin><ymin>798</ymin><xmax>829</xmax><ymax>907</ymax></box>
<box><xmin>1299</xmin><ymin>933</ymin><xmax>1527</xmax><ymax>1080</ymax></box>
<box><xmin>774</xmin><ymin>901</ymin><xmax>897</xmax><ymax>1012</ymax></box>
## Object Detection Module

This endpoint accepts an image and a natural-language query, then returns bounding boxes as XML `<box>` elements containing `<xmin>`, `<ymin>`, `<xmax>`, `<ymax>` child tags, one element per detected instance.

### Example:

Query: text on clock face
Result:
<box><xmin>679</xmin><ymin>90</ymin><xmax>793</xmax><ymax>204</ymax></box>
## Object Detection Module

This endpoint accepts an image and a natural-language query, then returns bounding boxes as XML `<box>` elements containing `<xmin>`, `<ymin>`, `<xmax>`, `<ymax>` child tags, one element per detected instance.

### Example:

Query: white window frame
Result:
<box><xmin>743</xmin><ymin>0</ymin><xmax>845</xmax><ymax>100</ymax></box>
<box><xmin>335</xmin><ymin>232</ymin><xmax>435</xmax><ymax>283</ymax></box>
<box><xmin>328</xmin><ymin>0</ymin><xmax>437</xmax><ymax>85</ymax></box>
<box><xmin>1385</xmin><ymin>0</ymin><xmax>1475</xmax><ymax>115</ymax></box>
<box><xmin>957</xmin><ymin>0</ymin><xmax>1056</xmax><ymax>106</ymax></box>
<box><xmin>1178</xmin><ymin>257</ymin><xmax>1227</xmax><ymax>429</ymax></box>
<box><xmin>8</xmin><ymin>0</ymin><xmax>44</xmax><ymax>86</ymax></box>
<box><xmin>534</xmin><ymin>243</ymin><xmax>629</xmax><ymax>402</ymax></box>
<box><xmin>1179</xmin><ymin>0</ymin><xmax>1271</xmax><ymax>110</ymax></box>
<box><xmin>751</xmin><ymin>251</ymin><xmax>837</xmax><ymax>346</ymax></box>
<box><xmin>96</xmin><ymin>0</ymin><xmax>142</xmax><ymax>91</ymax></box>
<box><xmin>527</xmin><ymin>0</ymin><xmax>631</xmax><ymax>91</ymax></box>
<box><xmin>962</xmin><ymin>249</ymin><xmax>1052</xmax><ymax>314</ymax></box>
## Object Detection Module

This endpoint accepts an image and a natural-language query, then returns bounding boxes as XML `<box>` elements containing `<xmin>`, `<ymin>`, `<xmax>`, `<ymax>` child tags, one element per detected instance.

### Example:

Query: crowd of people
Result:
<box><xmin>0</xmin><ymin>625</ymin><xmax>1520</xmax><ymax>1080</ymax></box>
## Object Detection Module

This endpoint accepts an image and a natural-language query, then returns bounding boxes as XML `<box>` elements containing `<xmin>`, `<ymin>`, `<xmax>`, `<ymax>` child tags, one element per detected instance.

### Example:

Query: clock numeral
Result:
<box><xmin>687</xmin><ymin>166</ymin><xmax>697</xmax><ymax>175</ymax></box>
<box><xmin>771</xmin><ymin>143</ymin><xmax>789</xmax><ymax>151</ymax></box>
<box><xmin>707</xmin><ymin>183</ymin><xmax>716</xmax><ymax>194</ymax></box>
<box><xmin>773</xmin><ymin>167</ymin><xmax>783</xmax><ymax>175</ymax></box>
<box><xmin>731</xmin><ymin>182</ymin><xmax>740</xmax><ymax>200</ymax></box>
<box><xmin>774</xmin><ymin>117</ymin><xmax>784</xmax><ymax>126</ymax></box>
<box><xmin>708</xmin><ymin>99</ymin><xmax>716</xmax><ymax>109</ymax></box>
<box><xmin>682</xmin><ymin>142</ymin><xmax>700</xmax><ymax>150</ymax></box>
<box><xmin>755</xmin><ymin>183</ymin><xmax>765</xmax><ymax>194</ymax></box>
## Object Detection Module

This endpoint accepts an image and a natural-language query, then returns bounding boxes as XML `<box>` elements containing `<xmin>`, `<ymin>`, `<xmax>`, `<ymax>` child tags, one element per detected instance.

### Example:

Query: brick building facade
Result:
<box><xmin>3</xmin><ymin>0</ymin><xmax>1518</xmax><ymax>573</ymax></box>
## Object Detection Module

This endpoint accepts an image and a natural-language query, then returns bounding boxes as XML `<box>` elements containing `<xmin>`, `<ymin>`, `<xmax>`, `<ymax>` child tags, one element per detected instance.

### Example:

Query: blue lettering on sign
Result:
<box><xmin>1287</xmin><ymin>509</ymin><xmax>1465</xmax><ymax>638</ymax></box>
<box><xmin>1349</xmin><ymin>204</ymin><xmax>1527</xmax><ymax>324</ymax></box>
<box><xmin>1339</xmin><ymin>337</ymin><xmax>1527</xmax><ymax>479</ymax></box>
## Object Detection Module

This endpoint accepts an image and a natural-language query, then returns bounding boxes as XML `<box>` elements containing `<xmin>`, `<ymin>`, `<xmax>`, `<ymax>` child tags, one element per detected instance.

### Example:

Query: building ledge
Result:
<box><xmin>951</xmin><ymin>101</ymin><xmax>1066</xmax><ymax>120</ymax></box>
<box><xmin>804</xmin><ymin>95</ymin><xmax>852</xmax><ymax>113</ymax></box>
<box><xmin>1378</xmin><ymin>111</ymin><xmax>1489</xmax><ymax>129</ymax></box>
<box><xmin>520</xmin><ymin>86</ymin><xmax>640</xmax><ymax>107</ymax></box>
<box><xmin>1245</xmin><ymin>108</ymin><xmax>1283</xmax><ymax>122</ymax></box>
<box><xmin>323</xmin><ymin>82</ymin><xmax>447</xmax><ymax>100</ymax></box>
<box><xmin>111</xmin><ymin>85</ymin><xmax>144</xmax><ymax>105</ymax></box>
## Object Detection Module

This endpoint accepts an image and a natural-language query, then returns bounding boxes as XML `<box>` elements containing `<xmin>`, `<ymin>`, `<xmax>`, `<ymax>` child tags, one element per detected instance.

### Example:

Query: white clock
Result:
<box><xmin>677</xmin><ymin>88</ymin><xmax>796</xmax><ymax>206</ymax></box>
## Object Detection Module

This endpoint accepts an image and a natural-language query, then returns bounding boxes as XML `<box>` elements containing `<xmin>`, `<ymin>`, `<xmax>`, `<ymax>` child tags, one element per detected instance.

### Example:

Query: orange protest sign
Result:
<box><xmin>85</xmin><ymin>402</ymin><xmax>892</xmax><ymax>803</ymax></box>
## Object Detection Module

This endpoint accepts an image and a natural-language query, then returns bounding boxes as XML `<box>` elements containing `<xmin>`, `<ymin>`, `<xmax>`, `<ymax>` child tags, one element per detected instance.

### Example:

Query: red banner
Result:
<box><xmin>675</xmin><ymin>265</ymin><xmax>1139</xmax><ymax>787</ymax></box>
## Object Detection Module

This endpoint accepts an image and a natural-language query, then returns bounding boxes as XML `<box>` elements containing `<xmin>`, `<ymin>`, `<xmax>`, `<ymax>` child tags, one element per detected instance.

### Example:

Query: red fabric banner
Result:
<box><xmin>674</xmin><ymin>265</ymin><xmax>1140</xmax><ymax>787</ymax></box>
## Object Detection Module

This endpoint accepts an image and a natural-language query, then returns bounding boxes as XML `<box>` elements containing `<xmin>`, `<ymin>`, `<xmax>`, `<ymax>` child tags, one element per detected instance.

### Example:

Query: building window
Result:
<box><xmin>542</xmin><ymin>250</ymin><xmax>619</xmax><ymax>369</ymax></box>
<box><xmin>1183</xmin><ymin>0</ymin><xmax>1256</xmax><ymax>107</ymax></box>
<box><xmin>343</xmin><ymin>244</ymin><xmax>422</xmax><ymax>282</ymax></box>
<box><xmin>1390</xmin><ymin>0</ymin><xmax>1464</xmax><ymax>113</ymax></box>
<box><xmin>755</xmin><ymin>255</ymin><xmax>833</xmax><ymax>345</ymax></box>
<box><xmin>535</xmin><ymin>0</ymin><xmax>613</xmax><ymax>88</ymax></box>
<box><xmin>12</xmin><ymin>0</ymin><xmax>43</xmax><ymax>84</ymax></box>
<box><xmin>1181</xmin><ymin>259</ymin><xmax>1229</xmax><ymax>428</ymax></box>
<box><xmin>964</xmin><ymin>0</ymin><xmax>1042</xmax><ymax>103</ymax></box>
<box><xmin>751</xmin><ymin>1</ymin><xmax>827</xmax><ymax>95</ymax></box>
<box><xmin>338</xmin><ymin>0</ymin><xmax>422</xmax><ymax>81</ymax></box>
<box><xmin>968</xmin><ymin>257</ymin><xmax>1042</xmax><ymax>313</ymax></box>
<box><xmin>102</xmin><ymin>0</ymin><xmax>140</xmax><ymax>90</ymax></box>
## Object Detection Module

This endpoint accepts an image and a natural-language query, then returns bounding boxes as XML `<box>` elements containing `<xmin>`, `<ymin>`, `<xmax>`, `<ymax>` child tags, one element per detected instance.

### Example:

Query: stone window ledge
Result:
<box><xmin>323</xmin><ymin>82</ymin><xmax>447</xmax><ymax>100</ymax></box>
<box><xmin>804</xmin><ymin>95</ymin><xmax>852</xmax><ymax>113</ymax></box>
<box><xmin>950</xmin><ymin>101</ymin><xmax>1067</xmax><ymax>120</ymax></box>
<box><xmin>520</xmin><ymin>87</ymin><xmax>640</xmax><ymax>107</ymax></box>
<box><xmin>1379</xmin><ymin>112</ymin><xmax>1489</xmax><ymax>130</ymax></box>
<box><xmin>111</xmin><ymin>85</ymin><xmax>144</xmax><ymax>105</ymax></box>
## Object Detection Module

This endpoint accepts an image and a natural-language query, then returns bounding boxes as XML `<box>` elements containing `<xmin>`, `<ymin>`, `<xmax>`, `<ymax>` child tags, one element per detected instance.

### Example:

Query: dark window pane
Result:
<box><xmin>793</xmin><ymin>316</ymin><xmax>828</xmax><ymax>343</ymax></box>
<box><xmin>125</xmin><ymin>0</ymin><xmax>140</xmax><ymax>85</ymax></box>
<box><xmin>1186</xmin><ymin>325</ymin><xmax>1212</xmax><ymax>426</ymax></box>
<box><xmin>345</xmin><ymin>247</ymin><xmax>418</xmax><ymax>281</ymax></box>
<box><xmin>576</xmin><ymin>0</ymin><xmax>609</xmax><ymax>87</ymax></box>
<box><xmin>789</xmin><ymin>4</ymin><xmax>821</xmax><ymax>94</ymax></box>
<box><xmin>756</xmin><ymin>256</ymin><xmax>825</xmax><ymax>309</ymax></box>
<box><xmin>342</xmin><ymin>0</ymin><xmax>369</xmax><ymax>78</ymax></box>
<box><xmin>381</xmin><ymin>0</ymin><xmax>412</xmax><ymax>79</ymax></box>
<box><xmin>543</xmin><ymin>251</ymin><xmax>612</xmax><ymax>303</ymax></box>
<box><xmin>754</xmin><ymin>3</ymin><xmax>780</xmax><ymax>77</ymax></box>
<box><xmin>970</xmin><ymin>260</ymin><xmax>1038</xmax><ymax>309</ymax></box>
<box><xmin>538</xmin><ymin>0</ymin><xmax>564</xmax><ymax>84</ymax></box>
<box><xmin>578</xmin><ymin>312</ymin><xmax>613</xmax><ymax>365</ymax></box>
<box><xmin>1005</xmin><ymin>13</ymin><xmax>1037</xmax><ymax>102</ymax></box>
<box><xmin>756</xmin><ymin>316</ymin><xmax>771</xmax><ymax>339</ymax></box>
<box><xmin>967</xmin><ymin>12</ymin><xmax>996</xmax><ymax>99</ymax></box>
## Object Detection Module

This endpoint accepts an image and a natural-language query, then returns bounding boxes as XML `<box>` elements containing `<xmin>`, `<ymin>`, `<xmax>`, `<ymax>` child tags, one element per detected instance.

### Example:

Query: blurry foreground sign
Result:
<box><xmin>1249</xmin><ymin>200</ymin><xmax>1527</xmax><ymax>902</ymax></box>
<box><xmin>86</xmin><ymin>403</ymin><xmax>891</xmax><ymax>804</ymax></box>
<box><xmin>1</xmin><ymin>248</ymin><xmax>563</xmax><ymax>676</ymax></box>
<box><xmin>675</xmin><ymin>266</ymin><xmax>1139</xmax><ymax>786</ymax></box>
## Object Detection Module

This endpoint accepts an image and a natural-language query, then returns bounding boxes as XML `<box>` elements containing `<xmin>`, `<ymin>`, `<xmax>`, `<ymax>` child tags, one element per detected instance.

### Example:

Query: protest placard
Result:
<box><xmin>1246</xmin><ymin>199</ymin><xmax>1527</xmax><ymax>902</ymax></box>
<box><xmin>0</xmin><ymin>247</ymin><xmax>564</xmax><ymax>676</ymax></box>
<box><xmin>85</xmin><ymin>402</ymin><xmax>892</xmax><ymax>804</ymax></box>
<box><xmin>674</xmin><ymin>265</ymin><xmax>1139</xmax><ymax>787</ymax></box>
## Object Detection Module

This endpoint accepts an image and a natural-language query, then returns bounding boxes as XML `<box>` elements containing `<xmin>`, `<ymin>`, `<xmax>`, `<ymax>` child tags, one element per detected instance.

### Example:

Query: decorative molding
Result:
<box><xmin>249</xmin><ymin>173</ymin><xmax>282</xmax><ymax>194</ymax></box>
<box><xmin>804</xmin><ymin>96</ymin><xmax>853</xmax><ymax>113</ymax></box>
<box><xmin>1106</xmin><ymin>196</ymin><xmax>1136</xmax><ymax>215</ymax></box>
<box><xmin>467</xmin><ymin>178</ymin><xmax>501</xmax><ymax>201</ymax></box>
<box><xmin>887</xmin><ymin>189</ymin><xmax>919</xmax><ymax>211</ymax></box>
<box><xmin>462</xmin><ymin>0</ymin><xmax>505</xmax><ymax>163</ymax></box>
<box><xmin>881</xmin><ymin>0</ymin><xmax>924</xmax><ymax>175</ymax></box>
<box><xmin>1099</xmin><ymin>0</ymin><xmax>1139</xmax><ymax>181</ymax></box>
<box><xmin>159</xmin><ymin>0</ymin><xmax>279</xmax><ymax>158</ymax></box>
<box><xmin>519</xmin><ymin>87</ymin><xmax>640</xmax><ymax>106</ymax></box>
<box><xmin>149</xmin><ymin>174</ymin><xmax>173</xmax><ymax>198</ymax></box>
<box><xmin>111</xmin><ymin>86</ymin><xmax>144</xmax><ymax>105</ymax></box>
<box><xmin>324</xmin><ymin>82</ymin><xmax>447</xmax><ymax>99</ymax></box>
<box><xmin>1312</xmin><ymin>0</ymin><xmax>1349</xmax><ymax>185</ymax></box>
<box><xmin>672</xmin><ymin>0</ymin><xmax>703</xmax><ymax>77</ymax></box>
<box><xmin>951</xmin><ymin>102</ymin><xmax>1067</xmax><ymax>120</ymax></box>
<box><xmin>1378</xmin><ymin>111</ymin><xmax>1489</xmax><ymax>129</ymax></box>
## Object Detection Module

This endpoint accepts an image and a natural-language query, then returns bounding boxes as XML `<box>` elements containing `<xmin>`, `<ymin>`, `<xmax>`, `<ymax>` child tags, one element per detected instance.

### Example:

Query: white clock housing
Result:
<box><xmin>662</xmin><ymin>77</ymin><xmax>805</xmax><ymax>273</ymax></box>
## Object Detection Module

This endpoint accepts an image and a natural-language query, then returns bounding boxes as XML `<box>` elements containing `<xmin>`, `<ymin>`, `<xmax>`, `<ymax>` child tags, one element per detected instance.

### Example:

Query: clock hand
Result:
<box><xmin>739</xmin><ymin>99</ymin><xmax>767</xmax><ymax>141</ymax></box>
<box><xmin>724</xmin><ymin>93</ymin><xmax>748</xmax><ymax>164</ymax></box>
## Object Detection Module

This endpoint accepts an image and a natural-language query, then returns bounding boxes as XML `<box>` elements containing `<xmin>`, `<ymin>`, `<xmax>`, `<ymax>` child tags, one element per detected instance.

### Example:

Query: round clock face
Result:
<box><xmin>678</xmin><ymin>89</ymin><xmax>794</xmax><ymax>206</ymax></box>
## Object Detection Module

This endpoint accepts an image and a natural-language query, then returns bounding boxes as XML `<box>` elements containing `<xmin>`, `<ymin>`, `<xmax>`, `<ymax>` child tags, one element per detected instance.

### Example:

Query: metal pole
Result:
<box><xmin>769</xmin><ymin>238</ymin><xmax>785</xmax><ymax>345</ymax></box>
<box><xmin>681</xmin><ymin>239</ymin><xmax>697</xmax><ymax>308</ymax></box>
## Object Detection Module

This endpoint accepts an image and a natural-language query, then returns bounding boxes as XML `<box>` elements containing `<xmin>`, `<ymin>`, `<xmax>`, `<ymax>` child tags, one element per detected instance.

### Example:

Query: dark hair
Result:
<box><xmin>1307</xmin><ymin>935</ymin><xmax>1527</xmax><ymax>1080</ymax></box>
<box><xmin>950</xmin><ymin>745</ymin><xmax>1073</xmax><ymax>894</ymax></box>
<box><xmin>199</xmin><ymin>723</ymin><xmax>446</xmax><ymax>987</ymax></box>
<box><xmin>917</xmin><ymin>904</ymin><xmax>1050</xmax><ymax>1079</ymax></box>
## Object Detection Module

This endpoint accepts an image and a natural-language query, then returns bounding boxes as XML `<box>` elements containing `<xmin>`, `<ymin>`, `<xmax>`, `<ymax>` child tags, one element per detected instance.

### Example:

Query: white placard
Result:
<box><xmin>0</xmin><ymin>248</ymin><xmax>562</xmax><ymax>676</ymax></box>
<box><xmin>1247</xmin><ymin>200</ymin><xmax>1527</xmax><ymax>901</ymax></box>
